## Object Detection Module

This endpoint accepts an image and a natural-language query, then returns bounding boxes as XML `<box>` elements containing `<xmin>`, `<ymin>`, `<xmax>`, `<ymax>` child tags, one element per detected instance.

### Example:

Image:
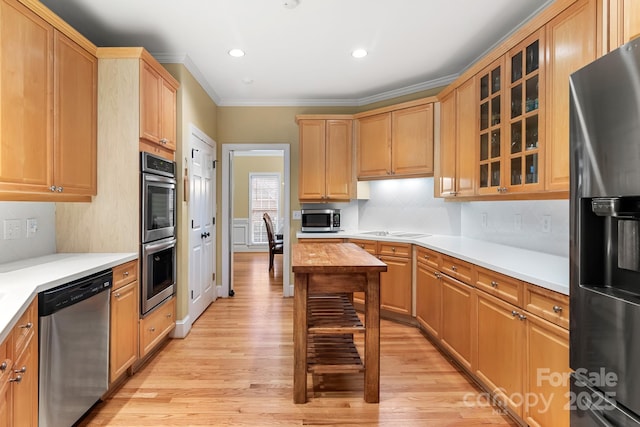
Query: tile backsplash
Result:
<box><xmin>0</xmin><ymin>202</ymin><xmax>56</xmax><ymax>264</ymax></box>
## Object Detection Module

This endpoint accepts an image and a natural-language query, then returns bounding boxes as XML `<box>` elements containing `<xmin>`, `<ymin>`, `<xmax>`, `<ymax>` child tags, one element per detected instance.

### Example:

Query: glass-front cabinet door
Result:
<box><xmin>477</xmin><ymin>59</ymin><xmax>505</xmax><ymax>194</ymax></box>
<box><xmin>506</xmin><ymin>31</ymin><xmax>545</xmax><ymax>193</ymax></box>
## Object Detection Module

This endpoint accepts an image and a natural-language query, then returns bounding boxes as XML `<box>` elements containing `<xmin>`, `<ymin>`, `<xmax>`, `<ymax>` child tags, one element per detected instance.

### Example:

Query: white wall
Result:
<box><xmin>460</xmin><ymin>200</ymin><xmax>569</xmax><ymax>257</ymax></box>
<box><xmin>357</xmin><ymin>177</ymin><xmax>462</xmax><ymax>235</ymax></box>
<box><xmin>0</xmin><ymin>202</ymin><xmax>56</xmax><ymax>264</ymax></box>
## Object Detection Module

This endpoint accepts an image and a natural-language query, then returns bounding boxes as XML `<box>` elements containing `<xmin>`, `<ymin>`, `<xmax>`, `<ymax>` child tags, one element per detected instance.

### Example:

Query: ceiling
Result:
<box><xmin>40</xmin><ymin>0</ymin><xmax>552</xmax><ymax>107</ymax></box>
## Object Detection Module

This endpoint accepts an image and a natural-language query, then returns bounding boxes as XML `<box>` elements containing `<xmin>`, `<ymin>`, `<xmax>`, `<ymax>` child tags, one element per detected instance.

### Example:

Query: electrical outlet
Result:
<box><xmin>542</xmin><ymin>215</ymin><xmax>552</xmax><ymax>233</ymax></box>
<box><xmin>293</xmin><ymin>210</ymin><xmax>301</xmax><ymax>220</ymax></box>
<box><xmin>481</xmin><ymin>212</ymin><xmax>488</xmax><ymax>229</ymax></box>
<box><xmin>26</xmin><ymin>218</ymin><xmax>38</xmax><ymax>238</ymax></box>
<box><xmin>3</xmin><ymin>219</ymin><xmax>21</xmax><ymax>240</ymax></box>
<box><xmin>514</xmin><ymin>214</ymin><xmax>522</xmax><ymax>230</ymax></box>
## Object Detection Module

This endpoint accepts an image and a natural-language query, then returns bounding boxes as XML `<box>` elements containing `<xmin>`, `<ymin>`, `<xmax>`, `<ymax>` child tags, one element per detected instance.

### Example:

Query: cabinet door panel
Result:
<box><xmin>525</xmin><ymin>315</ymin><xmax>570</xmax><ymax>427</ymax></box>
<box><xmin>325</xmin><ymin>119</ymin><xmax>352</xmax><ymax>200</ymax></box>
<box><xmin>160</xmin><ymin>78</ymin><xmax>176</xmax><ymax>151</ymax></box>
<box><xmin>545</xmin><ymin>0</ymin><xmax>596</xmax><ymax>191</ymax></box>
<box><xmin>110</xmin><ymin>281</ymin><xmax>139</xmax><ymax>382</ymax></box>
<box><xmin>357</xmin><ymin>113</ymin><xmax>391</xmax><ymax>178</ymax></box>
<box><xmin>139</xmin><ymin>60</ymin><xmax>161</xmax><ymax>144</ymax></box>
<box><xmin>379</xmin><ymin>255</ymin><xmax>412</xmax><ymax>316</ymax></box>
<box><xmin>0</xmin><ymin>0</ymin><xmax>53</xmax><ymax>193</ymax></box>
<box><xmin>298</xmin><ymin>120</ymin><xmax>326</xmax><ymax>200</ymax></box>
<box><xmin>54</xmin><ymin>31</ymin><xmax>97</xmax><ymax>195</ymax></box>
<box><xmin>437</xmin><ymin>91</ymin><xmax>456</xmax><ymax>197</ymax></box>
<box><xmin>416</xmin><ymin>263</ymin><xmax>441</xmax><ymax>338</ymax></box>
<box><xmin>476</xmin><ymin>292</ymin><xmax>524</xmax><ymax>416</ymax></box>
<box><xmin>441</xmin><ymin>275</ymin><xmax>474</xmax><ymax>369</ymax></box>
<box><xmin>11</xmin><ymin>336</ymin><xmax>37</xmax><ymax>427</ymax></box>
<box><xmin>391</xmin><ymin>104</ymin><xmax>433</xmax><ymax>176</ymax></box>
<box><xmin>456</xmin><ymin>78</ymin><xmax>477</xmax><ymax>196</ymax></box>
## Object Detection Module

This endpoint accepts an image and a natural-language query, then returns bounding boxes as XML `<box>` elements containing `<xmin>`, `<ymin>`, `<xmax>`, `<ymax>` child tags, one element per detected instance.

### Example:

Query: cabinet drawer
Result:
<box><xmin>139</xmin><ymin>297</ymin><xmax>175</xmax><ymax>358</ymax></box>
<box><xmin>416</xmin><ymin>246</ymin><xmax>441</xmax><ymax>269</ymax></box>
<box><xmin>377</xmin><ymin>242</ymin><xmax>411</xmax><ymax>257</ymax></box>
<box><xmin>13</xmin><ymin>299</ymin><xmax>37</xmax><ymax>355</ymax></box>
<box><xmin>113</xmin><ymin>259</ymin><xmax>138</xmax><ymax>290</ymax></box>
<box><xmin>348</xmin><ymin>239</ymin><xmax>377</xmax><ymax>255</ymax></box>
<box><xmin>524</xmin><ymin>284</ymin><xmax>569</xmax><ymax>329</ymax></box>
<box><xmin>441</xmin><ymin>255</ymin><xmax>473</xmax><ymax>285</ymax></box>
<box><xmin>476</xmin><ymin>266</ymin><xmax>523</xmax><ymax>307</ymax></box>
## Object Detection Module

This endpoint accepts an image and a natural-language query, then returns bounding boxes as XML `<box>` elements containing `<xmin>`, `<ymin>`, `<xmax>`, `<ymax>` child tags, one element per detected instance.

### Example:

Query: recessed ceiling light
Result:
<box><xmin>283</xmin><ymin>0</ymin><xmax>299</xmax><ymax>9</ymax></box>
<box><xmin>352</xmin><ymin>49</ymin><xmax>368</xmax><ymax>59</ymax></box>
<box><xmin>228</xmin><ymin>49</ymin><xmax>245</xmax><ymax>58</ymax></box>
<box><xmin>242</xmin><ymin>78</ymin><xmax>254</xmax><ymax>84</ymax></box>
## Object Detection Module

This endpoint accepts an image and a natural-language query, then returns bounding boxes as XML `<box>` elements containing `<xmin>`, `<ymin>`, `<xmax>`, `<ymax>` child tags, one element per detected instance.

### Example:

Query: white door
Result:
<box><xmin>189</xmin><ymin>128</ymin><xmax>216</xmax><ymax>323</ymax></box>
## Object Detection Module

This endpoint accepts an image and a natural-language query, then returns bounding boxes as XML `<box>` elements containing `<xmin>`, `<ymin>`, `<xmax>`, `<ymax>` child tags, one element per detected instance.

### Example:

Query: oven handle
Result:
<box><xmin>142</xmin><ymin>173</ymin><xmax>176</xmax><ymax>185</ymax></box>
<box><xmin>143</xmin><ymin>238</ymin><xmax>176</xmax><ymax>255</ymax></box>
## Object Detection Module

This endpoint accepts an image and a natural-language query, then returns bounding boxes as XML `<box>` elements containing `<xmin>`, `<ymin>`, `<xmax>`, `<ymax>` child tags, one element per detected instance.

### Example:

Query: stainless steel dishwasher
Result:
<box><xmin>38</xmin><ymin>269</ymin><xmax>112</xmax><ymax>427</ymax></box>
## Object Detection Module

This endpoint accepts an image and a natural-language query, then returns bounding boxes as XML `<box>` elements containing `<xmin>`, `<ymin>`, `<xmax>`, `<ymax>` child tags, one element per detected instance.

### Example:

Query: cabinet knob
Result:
<box><xmin>491</xmin><ymin>281</ymin><xmax>498</xmax><ymax>287</ymax></box>
<box><xmin>57</xmin><ymin>186</ymin><xmax>64</xmax><ymax>192</ymax></box>
<box><xmin>391</xmin><ymin>247</ymin><xmax>396</xmax><ymax>252</ymax></box>
<box><xmin>166</xmin><ymin>313</ymin><xmax>172</xmax><ymax>318</ymax></box>
<box><xmin>518</xmin><ymin>314</ymin><xmax>527</xmax><ymax>321</ymax></box>
<box><xmin>115</xmin><ymin>292</ymin><xmax>121</xmax><ymax>298</ymax></box>
<box><xmin>50</xmin><ymin>185</ymin><xmax>57</xmax><ymax>192</ymax></box>
<box><xmin>9</xmin><ymin>375</ymin><xmax>22</xmax><ymax>383</ymax></box>
<box><xmin>511</xmin><ymin>310</ymin><xmax>519</xmax><ymax>317</ymax></box>
<box><xmin>14</xmin><ymin>366</ymin><xmax>26</xmax><ymax>374</ymax></box>
<box><xmin>123</xmin><ymin>271</ymin><xmax>129</xmax><ymax>277</ymax></box>
<box><xmin>451</xmin><ymin>265</ymin><xmax>457</xmax><ymax>272</ymax></box>
<box><xmin>435</xmin><ymin>272</ymin><xmax>442</xmax><ymax>279</ymax></box>
<box><xmin>149</xmin><ymin>327</ymin><xmax>156</xmax><ymax>332</ymax></box>
<box><xmin>160</xmin><ymin>138</ymin><xmax>168</xmax><ymax>144</ymax></box>
<box><xmin>19</xmin><ymin>322</ymin><xmax>32</xmax><ymax>329</ymax></box>
<box><xmin>0</xmin><ymin>361</ymin><xmax>7</xmax><ymax>371</ymax></box>
<box><xmin>424</xmin><ymin>255</ymin><xmax>429</xmax><ymax>260</ymax></box>
<box><xmin>552</xmin><ymin>305</ymin><xmax>563</xmax><ymax>313</ymax></box>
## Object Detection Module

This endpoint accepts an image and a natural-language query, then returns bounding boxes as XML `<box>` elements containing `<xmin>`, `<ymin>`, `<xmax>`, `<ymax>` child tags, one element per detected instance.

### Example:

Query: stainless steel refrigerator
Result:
<box><xmin>570</xmin><ymin>38</ymin><xmax>640</xmax><ymax>426</ymax></box>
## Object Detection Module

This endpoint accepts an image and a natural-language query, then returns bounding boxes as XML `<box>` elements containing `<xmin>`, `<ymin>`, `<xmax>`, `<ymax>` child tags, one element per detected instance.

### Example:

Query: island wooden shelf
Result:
<box><xmin>292</xmin><ymin>243</ymin><xmax>387</xmax><ymax>403</ymax></box>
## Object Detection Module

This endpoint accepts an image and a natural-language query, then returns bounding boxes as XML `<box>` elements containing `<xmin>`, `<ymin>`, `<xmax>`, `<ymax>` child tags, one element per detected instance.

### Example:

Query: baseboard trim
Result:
<box><xmin>171</xmin><ymin>314</ymin><xmax>192</xmax><ymax>338</ymax></box>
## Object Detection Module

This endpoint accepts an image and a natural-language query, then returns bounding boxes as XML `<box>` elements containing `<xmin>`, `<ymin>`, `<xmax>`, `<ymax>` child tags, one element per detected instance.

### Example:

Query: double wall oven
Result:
<box><xmin>140</xmin><ymin>152</ymin><xmax>176</xmax><ymax>316</ymax></box>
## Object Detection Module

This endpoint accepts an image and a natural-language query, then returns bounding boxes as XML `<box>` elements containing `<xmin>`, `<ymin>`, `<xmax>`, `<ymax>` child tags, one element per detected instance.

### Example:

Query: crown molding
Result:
<box><xmin>152</xmin><ymin>52</ymin><xmax>222</xmax><ymax>105</ymax></box>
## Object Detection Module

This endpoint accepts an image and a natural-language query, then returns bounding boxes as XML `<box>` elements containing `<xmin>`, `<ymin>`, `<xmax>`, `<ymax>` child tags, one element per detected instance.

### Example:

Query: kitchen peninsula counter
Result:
<box><xmin>297</xmin><ymin>231</ymin><xmax>569</xmax><ymax>295</ymax></box>
<box><xmin>0</xmin><ymin>252</ymin><xmax>137</xmax><ymax>343</ymax></box>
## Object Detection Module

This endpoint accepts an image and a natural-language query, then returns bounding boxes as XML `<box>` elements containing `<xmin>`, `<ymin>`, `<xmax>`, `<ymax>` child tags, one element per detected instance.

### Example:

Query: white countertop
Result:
<box><xmin>297</xmin><ymin>231</ymin><xmax>569</xmax><ymax>296</ymax></box>
<box><xmin>0</xmin><ymin>252</ymin><xmax>137</xmax><ymax>343</ymax></box>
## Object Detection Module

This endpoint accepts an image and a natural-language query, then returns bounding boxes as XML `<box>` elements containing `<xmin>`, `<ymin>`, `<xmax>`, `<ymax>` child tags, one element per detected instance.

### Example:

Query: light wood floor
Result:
<box><xmin>79</xmin><ymin>252</ymin><xmax>516</xmax><ymax>426</ymax></box>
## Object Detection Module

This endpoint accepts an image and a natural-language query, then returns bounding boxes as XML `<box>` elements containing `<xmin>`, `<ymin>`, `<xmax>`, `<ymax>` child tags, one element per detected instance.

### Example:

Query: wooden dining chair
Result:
<box><xmin>263</xmin><ymin>213</ymin><xmax>283</xmax><ymax>272</ymax></box>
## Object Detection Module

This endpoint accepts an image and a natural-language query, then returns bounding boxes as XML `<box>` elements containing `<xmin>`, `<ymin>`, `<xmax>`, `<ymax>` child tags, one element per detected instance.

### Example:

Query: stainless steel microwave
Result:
<box><xmin>301</xmin><ymin>209</ymin><xmax>340</xmax><ymax>232</ymax></box>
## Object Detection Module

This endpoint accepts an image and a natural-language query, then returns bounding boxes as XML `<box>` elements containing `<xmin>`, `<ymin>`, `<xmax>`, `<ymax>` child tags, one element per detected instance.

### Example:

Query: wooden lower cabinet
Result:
<box><xmin>415</xmin><ymin>262</ymin><xmax>441</xmax><ymax>338</ymax></box>
<box><xmin>139</xmin><ymin>297</ymin><xmax>176</xmax><ymax>358</ymax></box>
<box><xmin>110</xmin><ymin>280</ymin><xmax>139</xmax><ymax>383</ymax></box>
<box><xmin>349</xmin><ymin>239</ymin><xmax>378</xmax><ymax>306</ymax></box>
<box><xmin>525</xmin><ymin>314</ymin><xmax>570</xmax><ymax>427</ymax></box>
<box><xmin>11</xmin><ymin>336</ymin><xmax>37</xmax><ymax>427</ymax></box>
<box><xmin>0</xmin><ymin>337</ymin><xmax>11</xmax><ymax>427</ymax></box>
<box><xmin>440</xmin><ymin>275</ymin><xmax>474</xmax><ymax>370</ymax></box>
<box><xmin>379</xmin><ymin>254</ymin><xmax>412</xmax><ymax>316</ymax></box>
<box><xmin>475</xmin><ymin>291</ymin><xmax>524</xmax><ymax>417</ymax></box>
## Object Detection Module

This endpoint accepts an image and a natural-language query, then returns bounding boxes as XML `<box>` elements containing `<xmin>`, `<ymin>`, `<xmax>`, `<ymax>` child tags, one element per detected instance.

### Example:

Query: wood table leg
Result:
<box><xmin>293</xmin><ymin>273</ymin><xmax>308</xmax><ymax>403</ymax></box>
<box><xmin>364</xmin><ymin>271</ymin><xmax>380</xmax><ymax>403</ymax></box>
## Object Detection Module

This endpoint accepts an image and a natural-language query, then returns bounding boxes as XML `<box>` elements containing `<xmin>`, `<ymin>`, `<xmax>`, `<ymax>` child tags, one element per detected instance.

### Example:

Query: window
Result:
<box><xmin>249</xmin><ymin>173</ymin><xmax>280</xmax><ymax>245</ymax></box>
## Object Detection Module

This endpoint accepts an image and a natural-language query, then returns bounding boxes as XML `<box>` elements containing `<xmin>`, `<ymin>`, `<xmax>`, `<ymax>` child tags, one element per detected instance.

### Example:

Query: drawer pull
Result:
<box><xmin>9</xmin><ymin>375</ymin><xmax>22</xmax><ymax>383</ymax></box>
<box><xmin>552</xmin><ymin>305</ymin><xmax>563</xmax><ymax>313</ymax></box>
<box><xmin>14</xmin><ymin>366</ymin><xmax>26</xmax><ymax>374</ymax></box>
<box><xmin>491</xmin><ymin>281</ymin><xmax>498</xmax><ymax>287</ymax></box>
<box><xmin>518</xmin><ymin>314</ymin><xmax>527</xmax><ymax>321</ymax></box>
<box><xmin>124</xmin><ymin>271</ymin><xmax>130</xmax><ymax>277</ymax></box>
<box><xmin>435</xmin><ymin>272</ymin><xmax>442</xmax><ymax>280</ymax></box>
<box><xmin>149</xmin><ymin>327</ymin><xmax>156</xmax><ymax>332</ymax></box>
<box><xmin>424</xmin><ymin>255</ymin><xmax>429</xmax><ymax>260</ymax></box>
<box><xmin>115</xmin><ymin>292</ymin><xmax>121</xmax><ymax>298</ymax></box>
<box><xmin>166</xmin><ymin>313</ymin><xmax>172</xmax><ymax>318</ymax></box>
<box><xmin>451</xmin><ymin>265</ymin><xmax>457</xmax><ymax>272</ymax></box>
<box><xmin>0</xmin><ymin>361</ymin><xmax>6</xmax><ymax>371</ymax></box>
<box><xmin>391</xmin><ymin>247</ymin><xmax>396</xmax><ymax>252</ymax></box>
<box><xmin>511</xmin><ymin>310</ymin><xmax>519</xmax><ymax>317</ymax></box>
<box><xmin>19</xmin><ymin>322</ymin><xmax>33</xmax><ymax>329</ymax></box>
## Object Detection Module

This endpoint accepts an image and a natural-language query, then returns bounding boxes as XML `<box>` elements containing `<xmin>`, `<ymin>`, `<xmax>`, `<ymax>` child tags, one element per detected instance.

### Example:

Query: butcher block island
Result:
<box><xmin>291</xmin><ymin>243</ymin><xmax>387</xmax><ymax>403</ymax></box>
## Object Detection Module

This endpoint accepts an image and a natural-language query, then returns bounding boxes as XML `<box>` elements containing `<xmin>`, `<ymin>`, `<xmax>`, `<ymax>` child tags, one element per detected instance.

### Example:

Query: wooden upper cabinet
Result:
<box><xmin>357</xmin><ymin>100</ymin><xmax>435</xmax><ymax>180</ymax></box>
<box><xmin>0</xmin><ymin>0</ymin><xmax>54</xmax><ymax>194</ymax></box>
<box><xmin>0</xmin><ymin>0</ymin><xmax>97</xmax><ymax>200</ymax></box>
<box><xmin>455</xmin><ymin>78</ymin><xmax>477</xmax><ymax>197</ymax></box>
<box><xmin>54</xmin><ymin>31</ymin><xmax>97</xmax><ymax>196</ymax></box>
<box><xmin>545</xmin><ymin>0</ymin><xmax>597</xmax><ymax>192</ymax></box>
<box><xmin>297</xmin><ymin>117</ymin><xmax>353</xmax><ymax>202</ymax></box>
<box><xmin>391</xmin><ymin>103</ymin><xmax>434</xmax><ymax>176</ymax></box>
<box><xmin>140</xmin><ymin>58</ymin><xmax>177</xmax><ymax>152</ymax></box>
<box><xmin>607</xmin><ymin>0</ymin><xmax>640</xmax><ymax>51</ymax></box>
<box><xmin>436</xmin><ymin>91</ymin><xmax>456</xmax><ymax>197</ymax></box>
<box><xmin>357</xmin><ymin>113</ymin><xmax>391</xmax><ymax>178</ymax></box>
